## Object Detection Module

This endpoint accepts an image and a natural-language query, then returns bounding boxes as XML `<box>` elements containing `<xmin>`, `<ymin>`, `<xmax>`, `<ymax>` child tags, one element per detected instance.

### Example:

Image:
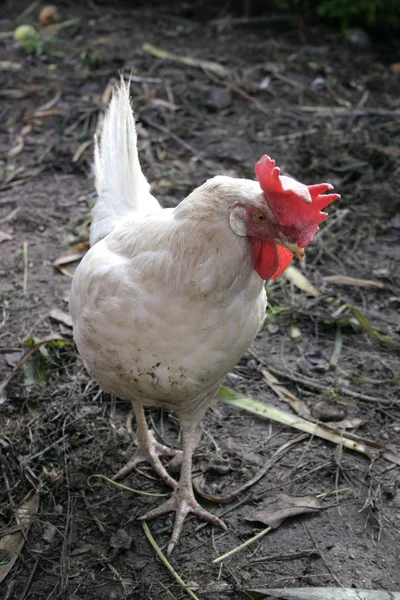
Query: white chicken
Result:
<box><xmin>70</xmin><ymin>79</ymin><xmax>339</xmax><ymax>553</ymax></box>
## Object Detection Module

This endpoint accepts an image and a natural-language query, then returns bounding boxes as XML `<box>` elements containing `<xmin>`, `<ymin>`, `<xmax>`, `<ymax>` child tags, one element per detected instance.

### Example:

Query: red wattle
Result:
<box><xmin>270</xmin><ymin>245</ymin><xmax>293</xmax><ymax>278</ymax></box>
<box><xmin>251</xmin><ymin>239</ymin><xmax>293</xmax><ymax>280</ymax></box>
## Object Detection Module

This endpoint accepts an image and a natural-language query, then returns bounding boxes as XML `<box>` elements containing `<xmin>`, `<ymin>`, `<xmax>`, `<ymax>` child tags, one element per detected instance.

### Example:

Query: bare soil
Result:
<box><xmin>1</xmin><ymin>2</ymin><xmax>400</xmax><ymax>599</ymax></box>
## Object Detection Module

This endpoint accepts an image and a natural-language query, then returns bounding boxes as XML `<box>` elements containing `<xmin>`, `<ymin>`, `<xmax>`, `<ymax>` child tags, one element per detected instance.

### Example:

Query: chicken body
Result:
<box><xmin>70</xmin><ymin>81</ymin><xmax>269</xmax><ymax>552</ymax></box>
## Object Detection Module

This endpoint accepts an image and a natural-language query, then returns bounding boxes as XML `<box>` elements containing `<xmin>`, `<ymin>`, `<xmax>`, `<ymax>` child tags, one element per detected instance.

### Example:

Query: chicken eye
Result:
<box><xmin>253</xmin><ymin>211</ymin><xmax>266</xmax><ymax>223</ymax></box>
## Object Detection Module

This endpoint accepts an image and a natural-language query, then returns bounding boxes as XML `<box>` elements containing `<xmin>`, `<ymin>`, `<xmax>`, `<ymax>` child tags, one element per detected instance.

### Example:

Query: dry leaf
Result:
<box><xmin>323</xmin><ymin>275</ymin><xmax>384</xmax><ymax>289</ymax></box>
<box><xmin>247</xmin><ymin>494</ymin><xmax>321</xmax><ymax>529</ymax></box>
<box><xmin>5</xmin><ymin>353</ymin><xmax>21</xmax><ymax>368</ymax></box>
<box><xmin>0</xmin><ymin>492</ymin><xmax>39</xmax><ymax>584</ymax></box>
<box><xmin>0</xmin><ymin>231</ymin><xmax>13</xmax><ymax>243</ymax></box>
<box><xmin>49</xmin><ymin>308</ymin><xmax>73</xmax><ymax>328</ymax></box>
<box><xmin>53</xmin><ymin>250</ymin><xmax>86</xmax><ymax>277</ymax></box>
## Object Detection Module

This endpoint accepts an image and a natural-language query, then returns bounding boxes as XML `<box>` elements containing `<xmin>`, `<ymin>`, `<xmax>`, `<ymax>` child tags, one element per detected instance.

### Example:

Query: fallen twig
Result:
<box><xmin>142</xmin><ymin>42</ymin><xmax>230</xmax><ymax>78</ymax></box>
<box><xmin>323</xmin><ymin>275</ymin><xmax>385</xmax><ymax>289</ymax></box>
<box><xmin>218</xmin><ymin>386</ymin><xmax>400</xmax><ymax>466</ymax></box>
<box><xmin>193</xmin><ymin>434</ymin><xmax>306</xmax><ymax>503</ymax></box>
<box><xmin>246</xmin><ymin>588</ymin><xmax>400</xmax><ymax>599</ymax></box>
<box><xmin>22</xmin><ymin>241</ymin><xmax>28</xmax><ymax>295</ymax></box>
<box><xmin>248</xmin><ymin>349</ymin><xmax>397</xmax><ymax>406</ymax></box>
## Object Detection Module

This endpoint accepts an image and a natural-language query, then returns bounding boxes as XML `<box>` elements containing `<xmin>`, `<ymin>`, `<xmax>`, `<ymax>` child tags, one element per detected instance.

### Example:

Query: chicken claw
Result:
<box><xmin>139</xmin><ymin>422</ymin><xmax>226</xmax><ymax>554</ymax></box>
<box><xmin>138</xmin><ymin>488</ymin><xmax>227</xmax><ymax>555</ymax></box>
<box><xmin>113</xmin><ymin>405</ymin><xmax>181</xmax><ymax>489</ymax></box>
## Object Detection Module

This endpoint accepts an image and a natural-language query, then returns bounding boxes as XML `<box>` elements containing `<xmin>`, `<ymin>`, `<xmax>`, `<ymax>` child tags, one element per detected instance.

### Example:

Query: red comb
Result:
<box><xmin>255</xmin><ymin>155</ymin><xmax>340</xmax><ymax>248</ymax></box>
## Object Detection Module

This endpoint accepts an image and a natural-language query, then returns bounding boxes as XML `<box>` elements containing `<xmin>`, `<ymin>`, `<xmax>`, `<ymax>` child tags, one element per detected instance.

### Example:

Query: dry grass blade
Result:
<box><xmin>346</xmin><ymin>304</ymin><xmax>400</xmax><ymax>349</ymax></box>
<box><xmin>213</xmin><ymin>526</ymin><xmax>272</xmax><ymax>564</ymax></box>
<box><xmin>329</xmin><ymin>327</ymin><xmax>343</xmax><ymax>370</ymax></box>
<box><xmin>261</xmin><ymin>368</ymin><xmax>313</xmax><ymax>420</ymax></box>
<box><xmin>0</xmin><ymin>207</ymin><xmax>20</xmax><ymax>224</ymax></box>
<box><xmin>16</xmin><ymin>0</ymin><xmax>40</xmax><ymax>23</ymax></box>
<box><xmin>7</xmin><ymin>135</ymin><xmax>25</xmax><ymax>158</ymax></box>
<box><xmin>217</xmin><ymin>386</ymin><xmax>400</xmax><ymax>464</ymax></box>
<box><xmin>88</xmin><ymin>474</ymin><xmax>169</xmax><ymax>497</ymax></box>
<box><xmin>72</xmin><ymin>140</ymin><xmax>93</xmax><ymax>163</ymax></box>
<box><xmin>323</xmin><ymin>275</ymin><xmax>385</xmax><ymax>289</ymax></box>
<box><xmin>282</xmin><ymin>266</ymin><xmax>320</xmax><ymax>297</ymax></box>
<box><xmin>142</xmin><ymin>522</ymin><xmax>202</xmax><ymax>600</ymax></box>
<box><xmin>246</xmin><ymin>588</ymin><xmax>400</xmax><ymax>600</ymax></box>
<box><xmin>260</xmin><ymin>369</ymin><xmax>361</xmax><ymax>429</ymax></box>
<box><xmin>349</xmin><ymin>375</ymin><xmax>400</xmax><ymax>385</ymax></box>
<box><xmin>0</xmin><ymin>61</ymin><xmax>22</xmax><ymax>71</ymax></box>
<box><xmin>31</xmin><ymin>84</ymin><xmax>62</xmax><ymax>115</ymax></box>
<box><xmin>0</xmin><ymin>492</ymin><xmax>39</xmax><ymax>584</ymax></box>
<box><xmin>330</xmin><ymin>303</ymin><xmax>400</xmax><ymax>348</ymax></box>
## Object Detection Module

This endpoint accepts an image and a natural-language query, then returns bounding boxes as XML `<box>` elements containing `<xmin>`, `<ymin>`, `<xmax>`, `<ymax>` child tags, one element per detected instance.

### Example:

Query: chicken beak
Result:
<box><xmin>278</xmin><ymin>240</ymin><xmax>305</xmax><ymax>262</ymax></box>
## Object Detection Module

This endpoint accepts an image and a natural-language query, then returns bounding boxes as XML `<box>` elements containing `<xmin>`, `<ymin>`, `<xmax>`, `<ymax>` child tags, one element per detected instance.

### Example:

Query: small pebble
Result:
<box><xmin>110</xmin><ymin>528</ymin><xmax>132</xmax><ymax>550</ymax></box>
<box><xmin>288</xmin><ymin>324</ymin><xmax>302</xmax><ymax>342</ymax></box>
<box><xmin>43</xmin><ymin>522</ymin><xmax>57</xmax><ymax>545</ymax></box>
<box><xmin>345</xmin><ymin>28</ymin><xmax>371</xmax><ymax>47</ymax></box>
<box><xmin>311</xmin><ymin>400</ymin><xmax>345</xmax><ymax>422</ymax></box>
<box><xmin>267</xmin><ymin>323</ymin><xmax>280</xmax><ymax>335</ymax></box>
<box><xmin>39</xmin><ymin>5</ymin><xmax>61</xmax><ymax>27</ymax></box>
<box><xmin>207</xmin><ymin>86</ymin><xmax>232</xmax><ymax>111</ymax></box>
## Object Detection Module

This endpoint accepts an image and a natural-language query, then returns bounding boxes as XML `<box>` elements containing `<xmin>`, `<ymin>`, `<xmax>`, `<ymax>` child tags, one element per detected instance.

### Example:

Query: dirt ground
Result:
<box><xmin>1</xmin><ymin>1</ymin><xmax>400</xmax><ymax>599</ymax></box>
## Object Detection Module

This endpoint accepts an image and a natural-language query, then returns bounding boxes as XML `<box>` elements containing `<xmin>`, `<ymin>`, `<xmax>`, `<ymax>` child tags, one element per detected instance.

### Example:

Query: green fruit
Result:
<box><xmin>13</xmin><ymin>25</ymin><xmax>40</xmax><ymax>52</ymax></box>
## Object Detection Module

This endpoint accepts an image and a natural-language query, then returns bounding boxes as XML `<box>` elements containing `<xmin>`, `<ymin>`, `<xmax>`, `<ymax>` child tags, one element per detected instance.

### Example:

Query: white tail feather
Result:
<box><xmin>90</xmin><ymin>79</ymin><xmax>160</xmax><ymax>246</ymax></box>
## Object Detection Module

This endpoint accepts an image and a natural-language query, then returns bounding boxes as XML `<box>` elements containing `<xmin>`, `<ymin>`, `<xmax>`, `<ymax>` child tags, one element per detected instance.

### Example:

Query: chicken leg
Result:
<box><xmin>138</xmin><ymin>421</ymin><xmax>227</xmax><ymax>555</ymax></box>
<box><xmin>113</xmin><ymin>404</ymin><xmax>181</xmax><ymax>490</ymax></box>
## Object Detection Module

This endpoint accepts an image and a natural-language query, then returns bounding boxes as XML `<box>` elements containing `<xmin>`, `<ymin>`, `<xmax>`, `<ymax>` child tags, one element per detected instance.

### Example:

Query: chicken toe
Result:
<box><xmin>139</xmin><ymin>487</ymin><xmax>226</xmax><ymax>554</ymax></box>
<box><xmin>139</xmin><ymin>420</ymin><xmax>226</xmax><ymax>553</ymax></box>
<box><xmin>113</xmin><ymin>405</ymin><xmax>181</xmax><ymax>489</ymax></box>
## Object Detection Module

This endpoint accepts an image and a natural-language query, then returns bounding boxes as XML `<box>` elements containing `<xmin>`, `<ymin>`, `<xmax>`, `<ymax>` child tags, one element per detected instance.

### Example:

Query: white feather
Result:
<box><xmin>91</xmin><ymin>78</ymin><xmax>160</xmax><ymax>246</ymax></box>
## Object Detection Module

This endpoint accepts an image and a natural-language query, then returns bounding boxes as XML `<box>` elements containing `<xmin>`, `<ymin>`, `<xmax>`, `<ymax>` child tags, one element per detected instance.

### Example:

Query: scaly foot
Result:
<box><xmin>138</xmin><ymin>488</ymin><xmax>227</xmax><ymax>554</ymax></box>
<box><xmin>113</xmin><ymin>429</ymin><xmax>182</xmax><ymax>490</ymax></box>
